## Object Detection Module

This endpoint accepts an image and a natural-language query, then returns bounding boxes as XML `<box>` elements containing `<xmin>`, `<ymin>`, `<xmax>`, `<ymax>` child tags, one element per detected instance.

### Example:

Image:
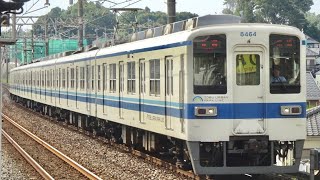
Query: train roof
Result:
<box><xmin>11</xmin><ymin>15</ymin><xmax>304</xmax><ymax>72</ymax></box>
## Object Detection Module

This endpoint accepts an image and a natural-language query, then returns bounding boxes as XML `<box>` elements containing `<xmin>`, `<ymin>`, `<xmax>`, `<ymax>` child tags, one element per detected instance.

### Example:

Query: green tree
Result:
<box><xmin>34</xmin><ymin>1</ymin><xmax>115</xmax><ymax>42</ymax></box>
<box><xmin>176</xmin><ymin>12</ymin><xmax>198</xmax><ymax>21</ymax></box>
<box><xmin>223</xmin><ymin>0</ymin><xmax>313</xmax><ymax>28</ymax></box>
<box><xmin>306</xmin><ymin>12</ymin><xmax>320</xmax><ymax>30</ymax></box>
<box><xmin>33</xmin><ymin>3</ymin><xmax>198</xmax><ymax>43</ymax></box>
<box><xmin>304</xmin><ymin>13</ymin><xmax>320</xmax><ymax>41</ymax></box>
<box><xmin>222</xmin><ymin>0</ymin><xmax>237</xmax><ymax>14</ymax></box>
<box><xmin>254</xmin><ymin>0</ymin><xmax>313</xmax><ymax>28</ymax></box>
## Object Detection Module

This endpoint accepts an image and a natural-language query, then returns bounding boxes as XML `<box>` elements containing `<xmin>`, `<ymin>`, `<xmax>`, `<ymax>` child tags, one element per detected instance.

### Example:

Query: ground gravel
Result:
<box><xmin>2</xmin><ymin>89</ymin><xmax>189</xmax><ymax>180</ymax></box>
<box><xmin>1</xmin><ymin>137</ymin><xmax>43</xmax><ymax>180</ymax></box>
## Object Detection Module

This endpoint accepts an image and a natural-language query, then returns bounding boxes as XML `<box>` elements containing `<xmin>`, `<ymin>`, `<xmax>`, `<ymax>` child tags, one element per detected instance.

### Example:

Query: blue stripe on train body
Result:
<box><xmin>11</xmin><ymin>85</ymin><xmax>306</xmax><ymax>120</ymax></box>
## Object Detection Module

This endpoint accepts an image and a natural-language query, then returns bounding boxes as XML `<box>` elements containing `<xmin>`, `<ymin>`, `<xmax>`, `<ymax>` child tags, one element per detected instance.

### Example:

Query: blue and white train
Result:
<box><xmin>9</xmin><ymin>15</ymin><xmax>306</xmax><ymax>175</ymax></box>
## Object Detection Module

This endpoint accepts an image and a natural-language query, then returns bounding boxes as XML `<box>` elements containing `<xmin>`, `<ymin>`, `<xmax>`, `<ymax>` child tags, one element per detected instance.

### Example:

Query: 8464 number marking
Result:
<box><xmin>240</xmin><ymin>32</ymin><xmax>256</xmax><ymax>37</ymax></box>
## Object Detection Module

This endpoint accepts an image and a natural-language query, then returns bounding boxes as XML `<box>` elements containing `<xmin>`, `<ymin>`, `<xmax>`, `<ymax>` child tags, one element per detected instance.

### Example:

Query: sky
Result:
<box><xmin>22</xmin><ymin>0</ymin><xmax>320</xmax><ymax>17</ymax></box>
<box><xmin>21</xmin><ymin>0</ymin><xmax>227</xmax><ymax>17</ymax></box>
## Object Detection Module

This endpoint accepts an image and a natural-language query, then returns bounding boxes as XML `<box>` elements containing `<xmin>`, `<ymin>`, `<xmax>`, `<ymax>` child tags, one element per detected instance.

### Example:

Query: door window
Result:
<box><xmin>236</xmin><ymin>54</ymin><xmax>260</xmax><ymax>86</ymax></box>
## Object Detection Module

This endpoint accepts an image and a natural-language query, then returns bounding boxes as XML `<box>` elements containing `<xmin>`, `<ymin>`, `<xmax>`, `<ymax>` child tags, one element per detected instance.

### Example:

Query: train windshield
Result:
<box><xmin>269</xmin><ymin>35</ymin><xmax>300</xmax><ymax>94</ymax></box>
<box><xmin>193</xmin><ymin>34</ymin><xmax>227</xmax><ymax>94</ymax></box>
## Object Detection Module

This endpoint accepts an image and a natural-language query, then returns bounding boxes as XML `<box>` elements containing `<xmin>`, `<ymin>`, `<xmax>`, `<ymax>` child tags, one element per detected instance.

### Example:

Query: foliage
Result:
<box><xmin>306</xmin><ymin>12</ymin><xmax>320</xmax><ymax>30</ymax></box>
<box><xmin>34</xmin><ymin>1</ymin><xmax>115</xmax><ymax>42</ymax></box>
<box><xmin>33</xmin><ymin>2</ymin><xmax>198</xmax><ymax>43</ymax></box>
<box><xmin>116</xmin><ymin>8</ymin><xmax>197</xmax><ymax>40</ymax></box>
<box><xmin>222</xmin><ymin>0</ymin><xmax>320</xmax><ymax>41</ymax></box>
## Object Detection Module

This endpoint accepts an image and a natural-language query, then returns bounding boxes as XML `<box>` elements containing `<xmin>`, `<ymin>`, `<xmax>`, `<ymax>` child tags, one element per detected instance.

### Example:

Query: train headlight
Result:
<box><xmin>281</xmin><ymin>105</ymin><xmax>302</xmax><ymax>115</ymax></box>
<box><xmin>195</xmin><ymin>107</ymin><xmax>217</xmax><ymax>117</ymax></box>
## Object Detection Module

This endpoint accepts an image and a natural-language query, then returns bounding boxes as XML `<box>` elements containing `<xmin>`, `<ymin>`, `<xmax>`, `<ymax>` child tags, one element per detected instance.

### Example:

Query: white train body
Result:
<box><xmin>9</xmin><ymin>15</ymin><xmax>306</xmax><ymax>175</ymax></box>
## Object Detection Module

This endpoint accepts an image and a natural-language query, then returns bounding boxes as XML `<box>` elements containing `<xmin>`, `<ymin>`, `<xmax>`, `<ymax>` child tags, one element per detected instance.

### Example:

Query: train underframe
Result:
<box><xmin>11</xmin><ymin>95</ymin><xmax>304</xmax><ymax>175</ymax></box>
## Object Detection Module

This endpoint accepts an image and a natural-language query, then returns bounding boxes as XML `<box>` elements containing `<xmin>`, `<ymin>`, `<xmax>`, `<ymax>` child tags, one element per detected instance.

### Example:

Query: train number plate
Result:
<box><xmin>240</xmin><ymin>32</ymin><xmax>256</xmax><ymax>37</ymax></box>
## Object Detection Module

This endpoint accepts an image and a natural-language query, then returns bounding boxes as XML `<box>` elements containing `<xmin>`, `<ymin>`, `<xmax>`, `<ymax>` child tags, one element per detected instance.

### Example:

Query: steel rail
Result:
<box><xmin>4</xmin><ymin>100</ymin><xmax>200</xmax><ymax>180</ymax></box>
<box><xmin>2</xmin><ymin>129</ymin><xmax>54</xmax><ymax>180</ymax></box>
<box><xmin>2</xmin><ymin>114</ymin><xmax>103</xmax><ymax>180</ymax></box>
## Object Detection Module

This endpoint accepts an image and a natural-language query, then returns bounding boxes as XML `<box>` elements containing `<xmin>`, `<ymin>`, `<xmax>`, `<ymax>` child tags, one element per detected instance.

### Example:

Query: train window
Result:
<box><xmin>47</xmin><ymin>70</ymin><xmax>50</xmax><ymax>88</ymax></box>
<box><xmin>56</xmin><ymin>69</ymin><xmax>59</xmax><ymax>89</ymax></box>
<box><xmin>127</xmin><ymin>61</ymin><xmax>136</xmax><ymax>93</ymax></box>
<box><xmin>42</xmin><ymin>71</ymin><xmax>45</xmax><ymax>87</ymax></box>
<box><xmin>62</xmin><ymin>69</ymin><xmax>66</xmax><ymax>89</ymax></box>
<box><xmin>52</xmin><ymin>70</ymin><xmax>54</xmax><ymax>88</ymax></box>
<box><xmin>120</xmin><ymin>63</ymin><xmax>124</xmax><ymax>92</ymax></box>
<box><xmin>150</xmin><ymin>59</ymin><xmax>160</xmax><ymax>95</ymax></box>
<box><xmin>236</xmin><ymin>54</ymin><xmax>260</xmax><ymax>85</ymax></box>
<box><xmin>193</xmin><ymin>34</ymin><xmax>227</xmax><ymax>94</ymax></box>
<box><xmin>91</xmin><ymin>66</ymin><xmax>95</xmax><ymax>90</ymax></box>
<box><xmin>80</xmin><ymin>67</ymin><xmax>85</xmax><ymax>90</ymax></box>
<box><xmin>76</xmin><ymin>67</ymin><xmax>79</xmax><ymax>90</ymax></box>
<box><xmin>59</xmin><ymin>69</ymin><xmax>61</xmax><ymax>88</ymax></box>
<box><xmin>86</xmin><ymin>65</ymin><xmax>90</xmax><ymax>90</ymax></box>
<box><xmin>140</xmin><ymin>60</ymin><xmax>146</xmax><ymax>94</ymax></box>
<box><xmin>67</xmin><ymin>68</ymin><xmax>70</xmax><ymax>89</ymax></box>
<box><xmin>37</xmin><ymin>72</ymin><xmax>40</xmax><ymax>87</ymax></box>
<box><xmin>103</xmin><ymin>64</ymin><xmax>107</xmax><ymax>91</ymax></box>
<box><xmin>110</xmin><ymin>64</ymin><xmax>116</xmax><ymax>92</ymax></box>
<box><xmin>31</xmin><ymin>72</ymin><xmax>36</xmax><ymax>86</ymax></box>
<box><xmin>71</xmin><ymin>68</ymin><xmax>75</xmax><ymax>89</ymax></box>
<box><xmin>97</xmin><ymin>65</ymin><xmax>101</xmax><ymax>91</ymax></box>
<box><xmin>269</xmin><ymin>35</ymin><xmax>300</xmax><ymax>94</ymax></box>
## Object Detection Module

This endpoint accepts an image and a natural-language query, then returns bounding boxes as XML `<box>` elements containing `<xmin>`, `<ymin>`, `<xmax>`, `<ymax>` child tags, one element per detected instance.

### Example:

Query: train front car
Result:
<box><xmin>186</xmin><ymin>24</ymin><xmax>306</xmax><ymax>175</ymax></box>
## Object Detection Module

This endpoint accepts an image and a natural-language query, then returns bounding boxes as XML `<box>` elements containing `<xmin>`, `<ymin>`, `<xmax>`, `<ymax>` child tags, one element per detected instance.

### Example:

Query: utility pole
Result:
<box><xmin>167</xmin><ymin>0</ymin><xmax>176</xmax><ymax>23</ymax></box>
<box><xmin>44</xmin><ymin>15</ymin><xmax>49</xmax><ymax>56</ymax></box>
<box><xmin>23</xmin><ymin>36</ymin><xmax>27</xmax><ymax>64</ymax></box>
<box><xmin>78</xmin><ymin>0</ymin><xmax>84</xmax><ymax>49</ymax></box>
<box><xmin>12</xmin><ymin>11</ymin><xmax>17</xmax><ymax>67</ymax></box>
<box><xmin>6</xmin><ymin>48</ymin><xmax>8</xmax><ymax>83</ymax></box>
<box><xmin>14</xmin><ymin>41</ymin><xmax>17</xmax><ymax>67</ymax></box>
<box><xmin>31</xmin><ymin>29</ymin><xmax>34</xmax><ymax>61</ymax></box>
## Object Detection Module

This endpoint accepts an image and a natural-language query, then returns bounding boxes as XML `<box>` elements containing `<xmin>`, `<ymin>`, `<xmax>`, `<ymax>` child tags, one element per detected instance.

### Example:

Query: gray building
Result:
<box><xmin>306</xmin><ymin>35</ymin><xmax>320</xmax><ymax>71</ymax></box>
<box><xmin>303</xmin><ymin>72</ymin><xmax>320</xmax><ymax>158</ymax></box>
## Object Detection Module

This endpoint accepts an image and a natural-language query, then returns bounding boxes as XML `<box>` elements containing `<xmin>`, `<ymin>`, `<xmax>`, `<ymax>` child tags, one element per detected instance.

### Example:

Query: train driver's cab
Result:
<box><xmin>193</xmin><ymin>34</ymin><xmax>227</xmax><ymax>94</ymax></box>
<box><xmin>269</xmin><ymin>35</ymin><xmax>301</xmax><ymax>94</ymax></box>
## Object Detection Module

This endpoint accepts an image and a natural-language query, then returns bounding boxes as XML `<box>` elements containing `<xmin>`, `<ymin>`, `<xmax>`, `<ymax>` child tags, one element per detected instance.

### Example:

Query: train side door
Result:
<box><xmin>44</xmin><ymin>70</ymin><xmax>47</xmax><ymax>101</ymax></box>
<box><xmin>41</xmin><ymin>71</ymin><xmax>44</xmax><ymax>100</ymax></box>
<box><xmin>59</xmin><ymin>68</ymin><xmax>61</xmax><ymax>105</ymax></box>
<box><xmin>233</xmin><ymin>47</ymin><xmax>266</xmax><ymax>135</ymax></box>
<box><xmin>139</xmin><ymin>59</ymin><xmax>146</xmax><ymax>124</ymax></box>
<box><xmin>67</xmin><ymin>67</ymin><xmax>69</xmax><ymax>106</ymax></box>
<box><xmin>30</xmin><ymin>71</ymin><xmax>33</xmax><ymax>99</ymax></box>
<box><xmin>36</xmin><ymin>71</ymin><xmax>38</xmax><ymax>100</ymax></box>
<box><xmin>165</xmin><ymin>57</ymin><xmax>174</xmax><ymax>130</ymax></box>
<box><xmin>76</xmin><ymin>66</ymin><xmax>79</xmax><ymax>109</ymax></box>
<box><xmin>51</xmin><ymin>69</ymin><xmax>53</xmax><ymax>103</ymax></box>
<box><xmin>102</xmin><ymin>64</ymin><xmax>107</xmax><ymax>114</ymax></box>
<box><xmin>86</xmin><ymin>65</ymin><xmax>90</xmax><ymax>111</ymax></box>
<box><xmin>119</xmin><ymin>61</ymin><xmax>124</xmax><ymax>119</ymax></box>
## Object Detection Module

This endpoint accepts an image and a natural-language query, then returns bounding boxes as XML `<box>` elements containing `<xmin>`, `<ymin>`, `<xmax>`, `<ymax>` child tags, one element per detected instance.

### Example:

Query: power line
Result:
<box><xmin>57</xmin><ymin>0</ymin><xmax>143</xmax><ymax>38</ymax></box>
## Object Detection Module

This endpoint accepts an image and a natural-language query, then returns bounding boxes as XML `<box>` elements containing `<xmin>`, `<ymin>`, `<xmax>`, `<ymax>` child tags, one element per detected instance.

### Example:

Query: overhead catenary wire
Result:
<box><xmin>57</xmin><ymin>0</ymin><xmax>143</xmax><ymax>38</ymax></box>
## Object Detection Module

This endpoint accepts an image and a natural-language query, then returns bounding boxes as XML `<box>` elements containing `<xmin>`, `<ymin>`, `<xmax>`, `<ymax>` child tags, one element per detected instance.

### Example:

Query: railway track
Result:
<box><xmin>12</xmin><ymin>102</ymin><xmax>201</xmax><ymax>179</ymax></box>
<box><xmin>2</xmin><ymin>113</ymin><xmax>103</xmax><ymax>180</ymax></box>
